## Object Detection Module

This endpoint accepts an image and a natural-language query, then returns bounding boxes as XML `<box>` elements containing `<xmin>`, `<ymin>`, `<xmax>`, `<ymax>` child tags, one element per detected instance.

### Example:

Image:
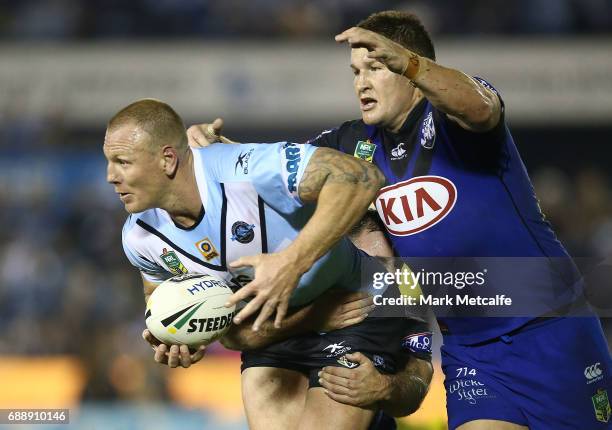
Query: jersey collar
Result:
<box><xmin>394</xmin><ymin>98</ymin><xmax>428</xmax><ymax>136</ymax></box>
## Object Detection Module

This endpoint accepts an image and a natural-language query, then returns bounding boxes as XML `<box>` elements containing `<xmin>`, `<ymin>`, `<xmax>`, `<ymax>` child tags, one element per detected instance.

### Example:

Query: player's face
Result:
<box><xmin>104</xmin><ymin>126</ymin><xmax>165</xmax><ymax>213</ymax></box>
<box><xmin>351</xmin><ymin>47</ymin><xmax>416</xmax><ymax>132</ymax></box>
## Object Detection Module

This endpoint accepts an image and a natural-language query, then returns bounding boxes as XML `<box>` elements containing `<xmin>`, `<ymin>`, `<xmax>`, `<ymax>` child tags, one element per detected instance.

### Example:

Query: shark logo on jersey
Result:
<box><xmin>354</xmin><ymin>140</ymin><xmax>377</xmax><ymax>163</ymax></box>
<box><xmin>420</xmin><ymin>111</ymin><xmax>436</xmax><ymax>149</ymax></box>
<box><xmin>160</xmin><ymin>248</ymin><xmax>188</xmax><ymax>275</ymax></box>
<box><xmin>235</xmin><ymin>148</ymin><xmax>254</xmax><ymax>175</ymax></box>
<box><xmin>231</xmin><ymin>221</ymin><xmax>255</xmax><ymax>244</ymax></box>
<box><xmin>281</xmin><ymin>143</ymin><xmax>302</xmax><ymax>194</ymax></box>
<box><xmin>196</xmin><ymin>237</ymin><xmax>219</xmax><ymax>261</ymax></box>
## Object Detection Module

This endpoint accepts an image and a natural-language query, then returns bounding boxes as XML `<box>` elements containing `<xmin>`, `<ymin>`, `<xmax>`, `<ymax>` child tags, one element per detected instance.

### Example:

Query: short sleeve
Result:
<box><xmin>305</xmin><ymin>121</ymin><xmax>367</xmax><ymax>158</ymax></box>
<box><xmin>433</xmin><ymin>77</ymin><xmax>507</xmax><ymax>169</ymax></box>
<box><xmin>197</xmin><ymin>142</ymin><xmax>319</xmax><ymax>214</ymax></box>
<box><xmin>305</xmin><ymin>127</ymin><xmax>341</xmax><ymax>149</ymax></box>
<box><xmin>122</xmin><ymin>218</ymin><xmax>166</xmax><ymax>283</ymax></box>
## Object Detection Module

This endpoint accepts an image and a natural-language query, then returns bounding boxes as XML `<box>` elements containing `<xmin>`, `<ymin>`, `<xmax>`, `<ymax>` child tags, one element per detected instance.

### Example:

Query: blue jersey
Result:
<box><xmin>122</xmin><ymin>142</ymin><xmax>367</xmax><ymax>306</ymax></box>
<box><xmin>309</xmin><ymin>79</ymin><xmax>583</xmax><ymax>344</ymax></box>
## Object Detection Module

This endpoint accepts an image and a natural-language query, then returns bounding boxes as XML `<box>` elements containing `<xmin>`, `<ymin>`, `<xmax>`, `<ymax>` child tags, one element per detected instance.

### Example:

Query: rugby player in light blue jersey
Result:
<box><xmin>105</xmin><ymin>99</ymin><xmax>432</xmax><ymax>430</ymax></box>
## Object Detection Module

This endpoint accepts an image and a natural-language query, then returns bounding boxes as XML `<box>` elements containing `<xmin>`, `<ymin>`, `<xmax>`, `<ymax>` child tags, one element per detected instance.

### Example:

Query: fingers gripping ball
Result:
<box><xmin>145</xmin><ymin>273</ymin><xmax>236</xmax><ymax>347</ymax></box>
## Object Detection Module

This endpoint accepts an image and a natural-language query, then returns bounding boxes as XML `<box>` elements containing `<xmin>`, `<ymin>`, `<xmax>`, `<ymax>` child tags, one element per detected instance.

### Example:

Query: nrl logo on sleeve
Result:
<box><xmin>375</xmin><ymin>176</ymin><xmax>457</xmax><ymax>236</ymax></box>
<box><xmin>160</xmin><ymin>248</ymin><xmax>188</xmax><ymax>275</ymax></box>
<box><xmin>420</xmin><ymin>111</ymin><xmax>436</xmax><ymax>149</ymax></box>
<box><xmin>354</xmin><ymin>140</ymin><xmax>377</xmax><ymax>163</ymax></box>
<box><xmin>401</xmin><ymin>332</ymin><xmax>433</xmax><ymax>355</ymax></box>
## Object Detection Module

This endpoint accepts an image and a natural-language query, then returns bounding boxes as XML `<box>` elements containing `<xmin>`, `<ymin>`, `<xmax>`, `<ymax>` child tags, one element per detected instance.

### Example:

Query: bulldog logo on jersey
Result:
<box><xmin>375</xmin><ymin>176</ymin><xmax>457</xmax><ymax>236</ymax></box>
<box><xmin>231</xmin><ymin>221</ymin><xmax>255</xmax><ymax>244</ymax></box>
<box><xmin>160</xmin><ymin>248</ymin><xmax>188</xmax><ymax>275</ymax></box>
<box><xmin>195</xmin><ymin>237</ymin><xmax>219</xmax><ymax>261</ymax></box>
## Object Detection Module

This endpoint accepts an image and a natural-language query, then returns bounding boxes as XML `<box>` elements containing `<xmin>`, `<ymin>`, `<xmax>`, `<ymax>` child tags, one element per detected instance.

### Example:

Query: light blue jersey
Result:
<box><xmin>122</xmin><ymin>142</ymin><xmax>370</xmax><ymax>306</ymax></box>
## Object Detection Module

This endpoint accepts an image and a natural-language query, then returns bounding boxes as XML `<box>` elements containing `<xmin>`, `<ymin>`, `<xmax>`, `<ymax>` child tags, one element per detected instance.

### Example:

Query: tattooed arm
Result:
<box><xmin>227</xmin><ymin>147</ymin><xmax>385</xmax><ymax>330</ymax></box>
<box><xmin>289</xmin><ymin>147</ymin><xmax>386</xmax><ymax>270</ymax></box>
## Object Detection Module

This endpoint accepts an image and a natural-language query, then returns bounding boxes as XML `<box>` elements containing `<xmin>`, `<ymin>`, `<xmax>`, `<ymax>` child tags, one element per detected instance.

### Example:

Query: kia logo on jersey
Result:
<box><xmin>375</xmin><ymin>176</ymin><xmax>457</xmax><ymax>236</ymax></box>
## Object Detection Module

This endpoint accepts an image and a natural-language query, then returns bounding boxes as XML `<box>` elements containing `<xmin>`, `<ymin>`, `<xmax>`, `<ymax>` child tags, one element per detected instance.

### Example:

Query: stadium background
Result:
<box><xmin>0</xmin><ymin>1</ymin><xmax>611</xmax><ymax>429</ymax></box>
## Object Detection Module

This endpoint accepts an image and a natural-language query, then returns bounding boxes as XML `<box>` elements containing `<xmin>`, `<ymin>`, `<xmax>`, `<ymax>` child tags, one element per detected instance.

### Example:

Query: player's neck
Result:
<box><xmin>386</xmin><ymin>90</ymin><xmax>424</xmax><ymax>133</ymax></box>
<box><xmin>162</xmin><ymin>150</ymin><xmax>203</xmax><ymax>228</ymax></box>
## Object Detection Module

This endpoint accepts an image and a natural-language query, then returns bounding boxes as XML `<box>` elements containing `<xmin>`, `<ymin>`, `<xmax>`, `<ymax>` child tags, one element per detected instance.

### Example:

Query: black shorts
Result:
<box><xmin>241</xmin><ymin>317</ymin><xmax>431</xmax><ymax>388</ymax></box>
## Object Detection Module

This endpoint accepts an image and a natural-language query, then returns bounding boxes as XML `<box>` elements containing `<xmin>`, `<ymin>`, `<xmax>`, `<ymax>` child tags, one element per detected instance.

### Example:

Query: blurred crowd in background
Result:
<box><xmin>0</xmin><ymin>0</ymin><xmax>611</xmax><ymax>414</ymax></box>
<box><xmin>0</xmin><ymin>0</ymin><xmax>611</xmax><ymax>40</ymax></box>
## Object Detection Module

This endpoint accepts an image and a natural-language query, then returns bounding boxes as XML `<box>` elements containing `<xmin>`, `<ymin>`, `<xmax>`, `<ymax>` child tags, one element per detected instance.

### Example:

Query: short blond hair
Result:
<box><xmin>107</xmin><ymin>99</ymin><xmax>187</xmax><ymax>150</ymax></box>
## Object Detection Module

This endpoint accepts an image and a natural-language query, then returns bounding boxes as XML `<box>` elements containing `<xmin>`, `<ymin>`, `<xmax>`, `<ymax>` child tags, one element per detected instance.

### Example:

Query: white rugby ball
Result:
<box><xmin>145</xmin><ymin>273</ymin><xmax>236</xmax><ymax>347</ymax></box>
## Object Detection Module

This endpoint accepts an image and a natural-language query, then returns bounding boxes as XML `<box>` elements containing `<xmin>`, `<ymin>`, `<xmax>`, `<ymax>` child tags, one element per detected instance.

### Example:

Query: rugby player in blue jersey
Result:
<box><xmin>190</xmin><ymin>11</ymin><xmax>612</xmax><ymax>430</ymax></box>
<box><xmin>315</xmin><ymin>12</ymin><xmax>612</xmax><ymax>430</ymax></box>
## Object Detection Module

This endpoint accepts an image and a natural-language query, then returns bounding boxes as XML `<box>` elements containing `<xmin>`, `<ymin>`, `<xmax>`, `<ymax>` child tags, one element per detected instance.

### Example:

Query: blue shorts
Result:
<box><xmin>442</xmin><ymin>317</ymin><xmax>612</xmax><ymax>430</ymax></box>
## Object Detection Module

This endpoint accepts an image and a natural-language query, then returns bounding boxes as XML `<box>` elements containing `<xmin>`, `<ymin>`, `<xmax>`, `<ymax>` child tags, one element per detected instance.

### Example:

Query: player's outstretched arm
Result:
<box><xmin>336</xmin><ymin>27</ymin><xmax>501</xmax><ymax>132</ymax></box>
<box><xmin>221</xmin><ymin>291</ymin><xmax>374</xmax><ymax>351</ymax></box>
<box><xmin>227</xmin><ymin>148</ymin><xmax>385</xmax><ymax>330</ymax></box>
<box><xmin>319</xmin><ymin>352</ymin><xmax>433</xmax><ymax>417</ymax></box>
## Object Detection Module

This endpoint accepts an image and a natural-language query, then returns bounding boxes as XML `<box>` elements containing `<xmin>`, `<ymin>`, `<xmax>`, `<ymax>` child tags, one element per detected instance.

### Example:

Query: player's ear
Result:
<box><xmin>161</xmin><ymin>146</ymin><xmax>179</xmax><ymax>177</ymax></box>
